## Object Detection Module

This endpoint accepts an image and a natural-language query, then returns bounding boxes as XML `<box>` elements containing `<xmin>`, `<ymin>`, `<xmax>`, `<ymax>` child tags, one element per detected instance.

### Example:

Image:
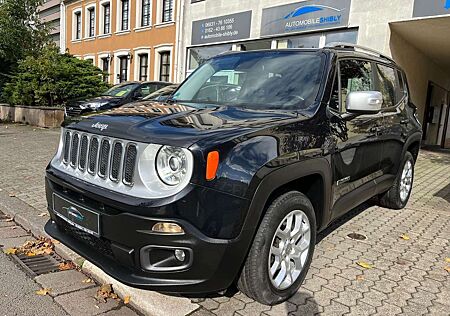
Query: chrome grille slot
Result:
<box><xmin>79</xmin><ymin>135</ymin><xmax>89</xmax><ymax>171</ymax></box>
<box><xmin>98</xmin><ymin>139</ymin><xmax>111</xmax><ymax>178</ymax></box>
<box><xmin>123</xmin><ymin>144</ymin><xmax>137</xmax><ymax>186</ymax></box>
<box><xmin>63</xmin><ymin>132</ymin><xmax>71</xmax><ymax>163</ymax></box>
<box><xmin>110</xmin><ymin>142</ymin><xmax>123</xmax><ymax>182</ymax></box>
<box><xmin>88</xmin><ymin>137</ymin><xmax>99</xmax><ymax>174</ymax></box>
<box><xmin>70</xmin><ymin>133</ymin><xmax>80</xmax><ymax>167</ymax></box>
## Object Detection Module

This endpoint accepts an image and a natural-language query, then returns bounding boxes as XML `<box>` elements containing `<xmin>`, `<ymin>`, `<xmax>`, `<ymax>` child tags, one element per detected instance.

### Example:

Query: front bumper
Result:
<box><xmin>44</xmin><ymin>168</ymin><xmax>253</xmax><ymax>294</ymax></box>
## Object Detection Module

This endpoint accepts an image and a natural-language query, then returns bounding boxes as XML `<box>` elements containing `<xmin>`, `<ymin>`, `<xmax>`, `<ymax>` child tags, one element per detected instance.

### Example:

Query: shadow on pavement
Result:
<box><xmin>434</xmin><ymin>182</ymin><xmax>450</xmax><ymax>204</ymax></box>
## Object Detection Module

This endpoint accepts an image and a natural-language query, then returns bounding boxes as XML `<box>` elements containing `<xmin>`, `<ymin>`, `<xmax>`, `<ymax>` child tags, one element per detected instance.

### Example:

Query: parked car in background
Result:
<box><xmin>144</xmin><ymin>84</ymin><xmax>179</xmax><ymax>102</ymax></box>
<box><xmin>65</xmin><ymin>81</ymin><xmax>172</xmax><ymax>117</ymax></box>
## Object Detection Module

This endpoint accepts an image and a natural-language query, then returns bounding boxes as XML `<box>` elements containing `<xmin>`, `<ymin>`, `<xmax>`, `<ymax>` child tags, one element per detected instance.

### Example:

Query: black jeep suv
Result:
<box><xmin>44</xmin><ymin>45</ymin><xmax>422</xmax><ymax>305</ymax></box>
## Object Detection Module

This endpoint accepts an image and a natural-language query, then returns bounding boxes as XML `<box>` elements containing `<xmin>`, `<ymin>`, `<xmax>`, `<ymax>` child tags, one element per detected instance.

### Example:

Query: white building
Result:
<box><xmin>175</xmin><ymin>0</ymin><xmax>450</xmax><ymax>149</ymax></box>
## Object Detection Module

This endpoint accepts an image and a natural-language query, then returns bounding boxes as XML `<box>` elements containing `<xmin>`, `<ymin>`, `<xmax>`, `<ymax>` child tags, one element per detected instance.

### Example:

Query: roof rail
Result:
<box><xmin>325</xmin><ymin>42</ymin><xmax>395</xmax><ymax>63</ymax></box>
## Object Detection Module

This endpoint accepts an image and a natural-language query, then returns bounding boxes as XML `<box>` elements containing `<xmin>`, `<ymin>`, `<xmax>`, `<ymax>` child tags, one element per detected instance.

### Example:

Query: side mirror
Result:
<box><xmin>346</xmin><ymin>91</ymin><xmax>383</xmax><ymax>114</ymax></box>
<box><xmin>133</xmin><ymin>92</ymin><xmax>143</xmax><ymax>100</ymax></box>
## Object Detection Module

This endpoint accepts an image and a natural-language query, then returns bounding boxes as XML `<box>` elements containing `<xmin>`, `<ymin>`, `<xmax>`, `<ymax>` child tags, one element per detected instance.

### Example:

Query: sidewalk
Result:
<box><xmin>0</xmin><ymin>123</ymin><xmax>449</xmax><ymax>316</ymax></box>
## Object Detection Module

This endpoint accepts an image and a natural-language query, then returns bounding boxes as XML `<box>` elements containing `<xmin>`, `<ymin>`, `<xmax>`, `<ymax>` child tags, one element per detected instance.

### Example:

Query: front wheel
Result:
<box><xmin>378</xmin><ymin>151</ymin><xmax>415</xmax><ymax>209</ymax></box>
<box><xmin>237</xmin><ymin>191</ymin><xmax>316</xmax><ymax>305</ymax></box>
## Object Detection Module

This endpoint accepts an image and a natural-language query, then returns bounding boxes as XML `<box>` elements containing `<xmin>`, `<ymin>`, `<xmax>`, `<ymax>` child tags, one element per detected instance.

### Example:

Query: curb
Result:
<box><xmin>0</xmin><ymin>190</ymin><xmax>200</xmax><ymax>316</ymax></box>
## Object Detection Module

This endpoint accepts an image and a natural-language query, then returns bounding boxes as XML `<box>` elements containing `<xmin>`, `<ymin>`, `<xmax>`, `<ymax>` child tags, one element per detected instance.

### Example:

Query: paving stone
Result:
<box><xmin>100</xmin><ymin>306</ymin><xmax>138</xmax><ymax>316</ymax></box>
<box><xmin>0</xmin><ymin>226</ymin><xmax>28</xmax><ymax>238</ymax></box>
<box><xmin>343</xmin><ymin>301</ymin><xmax>376</xmax><ymax>316</ymax></box>
<box><xmin>35</xmin><ymin>270</ymin><xmax>96</xmax><ymax>296</ymax></box>
<box><xmin>263</xmin><ymin>301</ymin><xmax>296</xmax><ymax>316</ymax></box>
<box><xmin>289</xmin><ymin>299</ymin><xmax>323</xmax><ymax>316</ymax></box>
<box><xmin>0</xmin><ymin>235</ymin><xmax>34</xmax><ymax>249</ymax></box>
<box><xmin>321</xmin><ymin>301</ymin><xmax>350</xmax><ymax>316</ymax></box>
<box><xmin>186</xmin><ymin>308</ymin><xmax>216</xmax><ymax>316</ymax></box>
<box><xmin>236</xmin><ymin>301</ymin><xmax>271</xmax><ymax>316</ymax></box>
<box><xmin>375</xmin><ymin>303</ymin><xmax>402</xmax><ymax>316</ymax></box>
<box><xmin>334</xmin><ymin>288</ymin><xmax>363</xmax><ymax>307</ymax></box>
<box><xmin>360</xmin><ymin>289</ymin><xmax>388</xmax><ymax>308</ymax></box>
<box><xmin>55</xmin><ymin>287</ymin><xmax>121</xmax><ymax>315</ymax></box>
<box><xmin>211</xmin><ymin>298</ymin><xmax>245</xmax><ymax>316</ymax></box>
<box><xmin>198</xmin><ymin>298</ymin><xmax>219</xmax><ymax>311</ymax></box>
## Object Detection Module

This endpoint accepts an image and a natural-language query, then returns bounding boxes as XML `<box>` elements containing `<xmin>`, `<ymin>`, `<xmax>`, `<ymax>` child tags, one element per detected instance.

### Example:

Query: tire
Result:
<box><xmin>237</xmin><ymin>191</ymin><xmax>316</xmax><ymax>305</ymax></box>
<box><xmin>378</xmin><ymin>151</ymin><xmax>415</xmax><ymax>209</ymax></box>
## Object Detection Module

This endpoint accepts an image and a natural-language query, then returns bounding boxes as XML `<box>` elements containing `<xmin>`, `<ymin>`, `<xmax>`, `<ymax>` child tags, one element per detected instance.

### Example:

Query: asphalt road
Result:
<box><xmin>0</xmin><ymin>251</ymin><xmax>67</xmax><ymax>316</ymax></box>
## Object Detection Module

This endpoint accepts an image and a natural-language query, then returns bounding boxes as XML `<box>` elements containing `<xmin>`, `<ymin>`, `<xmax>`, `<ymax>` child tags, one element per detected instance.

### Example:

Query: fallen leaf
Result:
<box><xmin>4</xmin><ymin>248</ymin><xmax>17</xmax><ymax>255</ymax></box>
<box><xmin>356</xmin><ymin>275</ymin><xmax>365</xmax><ymax>281</ymax></box>
<box><xmin>26</xmin><ymin>251</ymin><xmax>37</xmax><ymax>257</ymax></box>
<box><xmin>356</xmin><ymin>261</ymin><xmax>373</xmax><ymax>269</ymax></box>
<box><xmin>82</xmin><ymin>278</ymin><xmax>94</xmax><ymax>284</ymax></box>
<box><xmin>52</xmin><ymin>239</ymin><xmax>60</xmax><ymax>244</ymax></box>
<box><xmin>400</xmin><ymin>234</ymin><xmax>410</xmax><ymax>241</ymax></box>
<box><xmin>8</xmin><ymin>193</ymin><xmax>16</xmax><ymax>197</ymax></box>
<box><xmin>123</xmin><ymin>296</ymin><xmax>131</xmax><ymax>304</ymax></box>
<box><xmin>4</xmin><ymin>218</ymin><xmax>13</xmax><ymax>222</ymax></box>
<box><xmin>36</xmin><ymin>288</ymin><xmax>51</xmax><ymax>296</ymax></box>
<box><xmin>59</xmin><ymin>261</ymin><xmax>76</xmax><ymax>271</ymax></box>
<box><xmin>37</xmin><ymin>212</ymin><xmax>48</xmax><ymax>217</ymax></box>
<box><xmin>445</xmin><ymin>258</ymin><xmax>450</xmax><ymax>263</ymax></box>
<box><xmin>444</xmin><ymin>266</ymin><xmax>450</xmax><ymax>273</ymax></box>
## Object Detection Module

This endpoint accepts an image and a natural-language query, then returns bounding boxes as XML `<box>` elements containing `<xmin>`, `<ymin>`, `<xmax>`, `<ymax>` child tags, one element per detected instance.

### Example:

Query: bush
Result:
<box><xmin>3</xmin><ymin>47</ymin><xmax>110</xmax><ymax>107</ymax></box>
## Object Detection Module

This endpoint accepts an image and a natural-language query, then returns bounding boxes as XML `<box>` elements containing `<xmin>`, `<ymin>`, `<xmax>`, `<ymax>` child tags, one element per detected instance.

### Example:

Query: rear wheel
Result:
<box><xmin>378</xmin><ymin>151</ymin><xmax>415</xmax><ymax>209</ymax></box>
<box><xmin>237</xmin><ymin>191</ymin><xmax>316</xmax><ymax>305</ymax></box>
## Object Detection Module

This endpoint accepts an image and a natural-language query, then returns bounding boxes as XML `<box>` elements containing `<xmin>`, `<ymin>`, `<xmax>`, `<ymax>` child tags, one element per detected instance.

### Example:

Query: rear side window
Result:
<box><xmin>396</xmin><ymin>70</ymin><xmax>407</xmax><ymax>101</ymax></box>
<box><xmin>376</xmin><ymin>64</ymin><xmax>397</xmax><ymax>108</ymax></box>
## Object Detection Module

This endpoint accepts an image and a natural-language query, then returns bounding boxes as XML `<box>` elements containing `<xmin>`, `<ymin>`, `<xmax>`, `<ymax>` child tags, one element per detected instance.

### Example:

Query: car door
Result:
<box><xmin>329</xmin><ymin>58</ymin><xmax>384</xmax><ymax>219</ymax></box>
<box><xmin>376</xmin><ymin>64</ymin><xmax>409</xmax><ymax>179</ymax></box>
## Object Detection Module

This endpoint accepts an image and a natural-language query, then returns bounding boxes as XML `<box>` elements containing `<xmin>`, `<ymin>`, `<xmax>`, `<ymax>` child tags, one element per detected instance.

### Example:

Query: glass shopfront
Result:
<box><xmin>187</xmin><ymin>28</ymin><xmax>358</xmax><ymax>76</ymax></box>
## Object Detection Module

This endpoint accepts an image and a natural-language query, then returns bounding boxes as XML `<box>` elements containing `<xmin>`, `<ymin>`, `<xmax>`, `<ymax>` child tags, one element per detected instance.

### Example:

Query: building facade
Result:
<box><xmin>62</xmin><ymin>0</ymin><xmax>179</xmax><ymax>84</ymax></box>
<box><xmin>177</xmin><ymin>0</ymin><xmax>450</xmax><ymax>149</ymax></box>
<box><xmin>39</xmin><ymin>0</ymin><xmax>63</xmax><ymax>46</ymax></box>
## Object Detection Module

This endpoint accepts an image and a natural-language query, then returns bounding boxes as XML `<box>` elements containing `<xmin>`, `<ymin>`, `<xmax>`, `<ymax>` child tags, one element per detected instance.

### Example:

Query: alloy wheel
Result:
<box><xmin>400</xmin><ymin>160</ymin><xmax>413</xmax><ymax>202</ymax></box>
<box><xmin>268</xmin><ymin>210</ymin><xmax>311</xmax><ymax>290</ymax></box>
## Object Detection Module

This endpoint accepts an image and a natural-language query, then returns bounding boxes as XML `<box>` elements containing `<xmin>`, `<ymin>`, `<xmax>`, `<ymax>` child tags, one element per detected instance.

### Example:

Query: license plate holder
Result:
<box><xmin>52</xmin><ymin>193</ymin><xmax>101</xmax><ymax>237</ymax></box>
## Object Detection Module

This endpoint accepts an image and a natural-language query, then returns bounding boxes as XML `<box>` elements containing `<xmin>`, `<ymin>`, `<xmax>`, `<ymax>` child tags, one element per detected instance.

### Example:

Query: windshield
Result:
<box><xmin>172</xmin><ymin>51</ymin><xmax>324</xmax><ymax>111</ymax></box>
<box><xmin>102</xmin><ymin>83</ymin><xmax>139</xmax><ymax>97</ymax></box>
<box><xmin>143</xmin><ymin>85</ymin><xmax>179</xmax><ymax>100</ymax></box>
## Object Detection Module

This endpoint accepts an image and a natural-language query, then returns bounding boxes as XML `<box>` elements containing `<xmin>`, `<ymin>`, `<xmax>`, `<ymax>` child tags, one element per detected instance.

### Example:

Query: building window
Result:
<box><xmin>88</xmin><ymin>7</ymin><xmax>95</xmax><ymax>37</ymax></box>
<box><xmin>121</xmin><ymin>0</ymin><xmax>129</xmax><ymax>30</ymax></box>
<box><xmin>101</xmin><ymin>57</ymin><xmax>110</xmax><ymax>82</ymax></box>
<box><xmin>103</xmin><ymin>3</ymin><xmax>111</xmax><ymax>34</ymax></box>
<box><xmin>159</xmin><ymin>52</ymin><xmax>171</xmax><ymax>82</ymax></box>
<box><xmin>119</xmin><ymin>56</ymin><xmax>128</xmax><ymax>82</ymax></box>
<box><xmin>141</xmin><ymin>0</ymin><xmax>151</xmax><ymax>27</ymax></box>
<box><xmin>162</xmin><ymin>0</ymin><xmax>173</xmax><ymax>23</ymax></box>
<box><xmin>74</xmin><ymin>11</ymin><xmax>81</xmax><ymax>40</ymax></box>
<box><xmin>139</xmin><ymin>54</ymin><xmax>149</xmax><ymax>81</ymax></box>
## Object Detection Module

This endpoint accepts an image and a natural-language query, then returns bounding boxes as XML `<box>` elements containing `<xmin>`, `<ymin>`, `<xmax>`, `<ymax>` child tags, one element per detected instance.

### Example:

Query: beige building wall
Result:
<box><xmin>64</xmin><ymin>0</ymin><xmax>178</xmax><ymax>83</ymax></box>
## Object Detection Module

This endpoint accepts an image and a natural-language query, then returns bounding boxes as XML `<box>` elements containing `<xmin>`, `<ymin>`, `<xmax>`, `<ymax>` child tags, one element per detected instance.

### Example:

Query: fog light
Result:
<box><xmin>151</xmin><ymin>222</ymin><xmax>184</xmax><ymax>234</ymax></box>
<box><xmin>174</xmin><ymin>249</ymin><xmax>186</xmax><ymax>262</ymax></box>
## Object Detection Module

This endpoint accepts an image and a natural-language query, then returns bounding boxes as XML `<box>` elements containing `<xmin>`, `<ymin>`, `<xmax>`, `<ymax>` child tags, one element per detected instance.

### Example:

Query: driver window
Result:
<box><xmin>337</xmin><ymin>59</ymin><xmax>374</xmax><ymax>112</ymax></box>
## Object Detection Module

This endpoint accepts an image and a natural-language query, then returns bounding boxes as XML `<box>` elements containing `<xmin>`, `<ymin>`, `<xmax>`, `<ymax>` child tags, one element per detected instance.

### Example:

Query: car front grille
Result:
<box><xmin>56</xmin><ymin>218</ymin><xmax>114</xmax><ymax>258</ymax></box>
<box><xmin>62</xmin><ymin>130</ymin><xmax>137</xmax><ymax>186</ymax></box>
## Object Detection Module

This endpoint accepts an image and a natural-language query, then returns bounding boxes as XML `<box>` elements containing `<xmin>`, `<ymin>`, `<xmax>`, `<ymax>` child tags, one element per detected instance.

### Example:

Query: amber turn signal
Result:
<box><xmin>152</xmin><ymin>222</ymin><xmax>184</xmax><ymax>234</ymax></box>
<box><xmin>206</xmin><ymin>151</ymin><xmax>219</xmax><ymax>181</ymax></box>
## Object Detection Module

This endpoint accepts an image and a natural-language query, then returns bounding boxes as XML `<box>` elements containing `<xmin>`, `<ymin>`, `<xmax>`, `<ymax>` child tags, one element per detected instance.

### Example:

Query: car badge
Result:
<box><xmin>91</xmin><ymin>122</ymin><xmax>109</xmax><ymax>131</ymax></box>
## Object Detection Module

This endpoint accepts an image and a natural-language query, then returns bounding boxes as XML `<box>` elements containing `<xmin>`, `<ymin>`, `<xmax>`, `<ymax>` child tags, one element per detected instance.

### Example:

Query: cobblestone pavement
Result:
<box><xmin>0</xmin><ymin>123</ymin><xmax>449</xmax><ymax>316</ymax></box>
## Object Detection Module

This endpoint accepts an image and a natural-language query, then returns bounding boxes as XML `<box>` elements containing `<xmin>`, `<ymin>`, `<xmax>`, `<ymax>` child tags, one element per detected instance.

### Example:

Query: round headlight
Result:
<box><xmin>156</xmin><ymin>146</ymin><xmax>188</xmax><ymax>186</ymax></box>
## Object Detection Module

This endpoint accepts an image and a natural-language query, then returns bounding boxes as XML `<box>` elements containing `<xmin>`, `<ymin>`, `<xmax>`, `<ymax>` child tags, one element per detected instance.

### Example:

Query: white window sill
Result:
<box><xmin>154</xmin><ymin>21</ymin><xmax>175</xmax><ymax>28</ymax></box>
<box><xmin>115</xmin><ymin>30</ymin><xmax>131</xmax><ymax>35</ymax></box>
<box><xmin>71</xmin><ymin>39</ymin><xmax>82</xmax><ymax>43</ymax></box>
<box><xmin>134</xmin><ymin>25</ymin><xmax>152</xmax><ymax>32</ymax></box>
<box><xmin>84</xmin><ymin>36</ymin><xmax>96</xmax><ymax>41</ymax></box>
<box><xmin>98</xmin><ymin>33</ymin><xmax>112</xmax><ymax>39</ymax></box>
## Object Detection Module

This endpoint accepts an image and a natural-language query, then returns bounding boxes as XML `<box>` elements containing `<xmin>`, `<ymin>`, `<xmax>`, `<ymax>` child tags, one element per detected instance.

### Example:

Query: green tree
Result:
<box><xmin>3</xmin><ymin>47</ymin><xmax>110</xmax><ymax>107</ymax></box>
<box><xmin>0</xmin><ymin>0</ymin><xmax>51</xmax><ymax>93</ymax></box>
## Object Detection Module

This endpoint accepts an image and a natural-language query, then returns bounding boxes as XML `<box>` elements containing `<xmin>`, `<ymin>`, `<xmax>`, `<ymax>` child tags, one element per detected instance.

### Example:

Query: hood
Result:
<box><xmin>63</xmin><ymin>101</ymin><xmax>307</xmax><ymax>148</ymax></box>
<box><xmin>70</xmin><ymin>96</ymin><xmax>123</xmax><ymax>107</ymax></box>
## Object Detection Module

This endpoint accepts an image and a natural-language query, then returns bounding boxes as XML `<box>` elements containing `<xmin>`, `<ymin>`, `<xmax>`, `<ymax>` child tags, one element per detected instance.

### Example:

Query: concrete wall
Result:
<box><xmin>390</xmin><ymin>31</ymin><xmax>450</xmax><ymax>124</ymax></box>
<box><xmin>0</xmin><ymin>104</ymin><xmax>64</xmax><ymax>128</ymax></box>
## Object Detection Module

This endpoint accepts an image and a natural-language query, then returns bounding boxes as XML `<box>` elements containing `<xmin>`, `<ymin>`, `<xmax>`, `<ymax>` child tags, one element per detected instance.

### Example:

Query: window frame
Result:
<box><xmin>154</xmin><ymin>45</ymin><xmax>173</xmax><ymax>82</ymax></box>
<box><xmin>141</xmin><ymin>0</ymin><xmax>152</xmax><ymax>27</ymax></box>
<box><xmin>100</xmin><ymin>1</ymin><xmax>111</xmax><ymax>35</ymax></box>
<box><xmin>118</xmin><ymin>0</ymin><xmax>130</xmax><ymax>31</ymax></box>
<box><xmin>84</xmin><ymin>4</ymin><xmax>96</xmax><ymax>38</ymax></box>
<box><xmin>114</xmin><ymin>51</ymin><xmax>131</xmax><ymax>84</ymax></box>
<box><xmin>161</xmin><ymin>0</ymin><xmax>174</xmax><ymax>23</ymax></box>
<box><xmin>73</xmin><ymin>8</ymin><xmax>82</xmax><ymax>41</ymax></box>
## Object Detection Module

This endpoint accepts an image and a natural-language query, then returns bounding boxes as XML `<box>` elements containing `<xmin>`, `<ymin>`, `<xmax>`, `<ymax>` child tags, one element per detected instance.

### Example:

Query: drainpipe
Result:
<box><xmin>60</xmin><ymin>0</ymin><xmax>66</xmax><ymax>54</ymax></box>
<box><xmin>174</xmin><ymin>0</ymin><xmax>185</xmax><ymax>83</ymax></box>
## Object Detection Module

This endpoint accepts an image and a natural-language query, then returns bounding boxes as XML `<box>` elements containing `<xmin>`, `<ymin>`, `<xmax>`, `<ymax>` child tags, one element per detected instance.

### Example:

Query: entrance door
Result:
<box><xmin>442</xmin><ymin>94</ymin><xmax>450</xmax><ymax>149</ymax></box>
<box><xmin>423</xmin><ymin>82</ymin><xmax>449</xmax><ymax>147</ymax></box>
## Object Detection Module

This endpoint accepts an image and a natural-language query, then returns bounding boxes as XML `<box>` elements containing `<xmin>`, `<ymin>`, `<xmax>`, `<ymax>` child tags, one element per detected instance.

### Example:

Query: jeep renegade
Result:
<box><xmin>45</xmin><ymin>44</ymin><xmax>422</xmax><ymax>305</ymax></box>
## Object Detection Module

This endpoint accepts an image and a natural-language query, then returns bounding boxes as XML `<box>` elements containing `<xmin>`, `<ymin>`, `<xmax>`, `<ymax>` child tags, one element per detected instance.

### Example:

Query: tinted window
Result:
<box><xmin>173</xmin><ymin>51</ymin><xmax>324</xmax><ymax>111</ymax></box>
<box><xmin>396</xmin><ymin>70</ymin><xmax>407</xmax><ymax>101</ymax></box>
<box><xmin>376</xmin><ymin>64</ymin><xmax>397</xmax><ymax>108</ymax></box>
<box><xmin>338</xmin><ymin>59</ymin><xmax>374</xmax><ymax>111</ymax></box>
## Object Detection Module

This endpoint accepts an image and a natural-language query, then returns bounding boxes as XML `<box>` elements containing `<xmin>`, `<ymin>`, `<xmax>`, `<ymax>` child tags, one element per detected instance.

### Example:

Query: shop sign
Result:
<box><xmin>192</xmin><ymin>11</ymin><xmax>252</xmax><ymax>45</ymax></box>
<box><xmin>413</xmin><ymin>0</ymin><xmax>450</xmax><ymax>18</ymax></box>
<box><xmin>261</xmin><ymin>0</ymin><xmax>351</xmax><ymax>37</ymax></box>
